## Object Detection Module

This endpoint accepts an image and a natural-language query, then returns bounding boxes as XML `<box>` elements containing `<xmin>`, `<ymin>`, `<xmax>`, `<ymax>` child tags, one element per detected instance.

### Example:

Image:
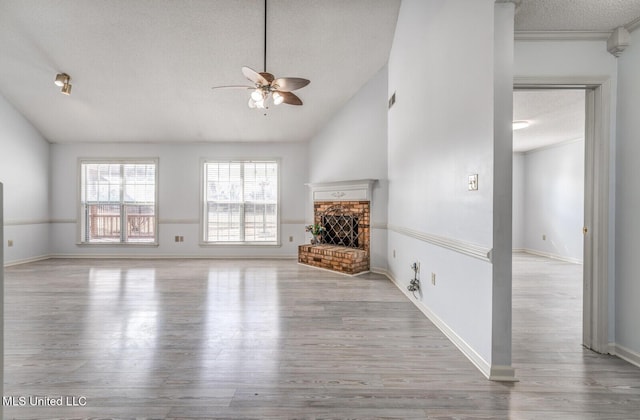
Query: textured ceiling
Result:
<box><xmin>513</xmin><ymin>0</ymin><xmax>640</xmax><ymax>152</ymax></box>
<box><xmin>515</xmin><ymin>0</ymin><xmax>640</xmax><ymax>32</ymax></box>
<box><xmin>1</xmin><ymin>1</ymin><xmax>639</xmax><ymax>145</ymax></box>
<box><xmin>513</xmin><ymin>90</ymin><xmax>585</xmax><ymax>153</ymax></box>
<box><xmin>0</xmin><ymin>0</ymin><xmax>400</xmax><ymax>143</ymax></box>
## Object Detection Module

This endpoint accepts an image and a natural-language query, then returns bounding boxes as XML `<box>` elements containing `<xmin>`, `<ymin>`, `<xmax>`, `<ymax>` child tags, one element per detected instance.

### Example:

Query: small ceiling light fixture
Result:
<box><xmin>54</xmin><ymin>73</ymin><xmax>72</xmax><ymax>95</ymax></box>
<box><xmin>512</xmin><ymin>120</ymin><xmax>530</xmax><ymax>130</ymax></box>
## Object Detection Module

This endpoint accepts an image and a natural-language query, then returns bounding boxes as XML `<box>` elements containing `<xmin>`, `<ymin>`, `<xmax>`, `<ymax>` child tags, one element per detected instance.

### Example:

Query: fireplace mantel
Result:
<box><xmin>306</xmin><ymin>179</ymin><xmax>376</xmax><ymax>202</ymax></box>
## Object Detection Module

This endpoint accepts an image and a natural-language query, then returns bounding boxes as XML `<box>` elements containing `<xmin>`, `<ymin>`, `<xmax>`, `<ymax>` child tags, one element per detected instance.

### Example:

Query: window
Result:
<box><xmin>203</xmin><ymin>160</ymin><xmax>279</xmax><ymax>244</ymax></box>
<box><xmin>80</xmin><ymin>160</ymin><xmax>158</xmax><ymax>244</ymax></box>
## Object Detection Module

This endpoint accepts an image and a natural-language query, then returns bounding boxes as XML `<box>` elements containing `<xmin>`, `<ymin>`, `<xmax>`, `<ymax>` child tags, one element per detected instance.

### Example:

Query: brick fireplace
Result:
<box><xmin>298</xmin><ymin>180</ymin><xmax>375</xmax><ymax>275</ymax></box>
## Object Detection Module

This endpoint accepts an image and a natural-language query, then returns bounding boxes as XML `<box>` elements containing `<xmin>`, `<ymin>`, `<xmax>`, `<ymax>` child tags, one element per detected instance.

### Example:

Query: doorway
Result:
<box><xmin>513</xmin><ymin>78</ymin><xmax>612</xmax><ymax>354</ymax></box>
<box><xmin>512</xmin><ymin>88</ymin><xmax>586</xmax><ymax>360</ymax></box>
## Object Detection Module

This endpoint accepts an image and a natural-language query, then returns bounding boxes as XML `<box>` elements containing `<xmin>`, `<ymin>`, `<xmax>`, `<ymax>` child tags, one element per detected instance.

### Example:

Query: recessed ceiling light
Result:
<box><xmin>512</xmin><ymin>120</ymin><xmax>530</xmax><ymax>130</ymax></box>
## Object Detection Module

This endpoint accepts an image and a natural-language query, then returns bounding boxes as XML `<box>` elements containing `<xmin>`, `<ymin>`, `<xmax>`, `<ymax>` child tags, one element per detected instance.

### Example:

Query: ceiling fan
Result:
<box><xmin>211</xmin><ymin>0</ymin><xmax>310</xmax><ymax>109</ymax></box>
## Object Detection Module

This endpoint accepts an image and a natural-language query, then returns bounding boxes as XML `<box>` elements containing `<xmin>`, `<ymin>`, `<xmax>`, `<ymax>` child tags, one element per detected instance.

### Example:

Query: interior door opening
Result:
<box><xmin>512</xmin><ymin>86</ymin><xmax>593</xmax><ymax>354</ymax></box>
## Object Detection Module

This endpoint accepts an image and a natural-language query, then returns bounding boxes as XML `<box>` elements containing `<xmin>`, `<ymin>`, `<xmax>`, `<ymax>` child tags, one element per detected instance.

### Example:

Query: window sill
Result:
<box><xmin>199</xmin><ymin>242</ymin><xmax>281</xmax><ymax>247</ymax></box>
<box><xmin>77</xmin><ymin>242</ymin><xmax>159</xmax><ymax>247</ymax></box>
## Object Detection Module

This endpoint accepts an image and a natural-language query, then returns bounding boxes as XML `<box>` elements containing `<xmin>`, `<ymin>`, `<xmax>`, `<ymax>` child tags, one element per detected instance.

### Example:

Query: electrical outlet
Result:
<box><xmin>180</xmin><ymin>236</ymin><xmax>184</xmax><ymax>242</ymax></box>
<box><xmin>431</xmin><ymin>272</ymin><xmax>436</xmax><ymax>285</ymax></box>
<box><xmin>542</xmin><ymin>234</ymin><xmax>546</xmax><ymax>241</ymax></box>
<box><xmin>175</xmin><ymin>236</ymin><xmax>180</xmax><ymax>242</ymax></box>
<box><xmin>289</xmin><ymin>236</ymin><xmax>293</xmax><ymax>242</ymax></box>
<box><xmin>8</xmin><ymin>239</ymin><xmax>14</xmax><ymax>247</ymax></box>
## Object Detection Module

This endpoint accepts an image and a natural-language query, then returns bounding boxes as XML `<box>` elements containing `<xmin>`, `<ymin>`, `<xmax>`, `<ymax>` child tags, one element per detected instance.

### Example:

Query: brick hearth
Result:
<box><xmin>298</xmin><ymin>244</ymin><xmax>369</xmax><ymax>275</ymax></box>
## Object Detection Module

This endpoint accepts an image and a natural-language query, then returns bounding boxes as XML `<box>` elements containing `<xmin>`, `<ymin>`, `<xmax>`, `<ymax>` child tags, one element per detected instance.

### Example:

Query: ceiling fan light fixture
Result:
<box><xmin>210</xmin><ymin>0</ymin><xmax>308</xmax><ymax>109</ymax></box>
<box><xmin>251</xmin><ymin>89</ymin><xmax>264</xmax><ymax>101</ymax></box>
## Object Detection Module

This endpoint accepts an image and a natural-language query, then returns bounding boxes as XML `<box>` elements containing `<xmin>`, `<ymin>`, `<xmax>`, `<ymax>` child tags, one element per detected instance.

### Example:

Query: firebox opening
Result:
<box><xmin>320</xmin><ymin>205</ymin><xmax>361</xmax><ymax>249</ymax></box>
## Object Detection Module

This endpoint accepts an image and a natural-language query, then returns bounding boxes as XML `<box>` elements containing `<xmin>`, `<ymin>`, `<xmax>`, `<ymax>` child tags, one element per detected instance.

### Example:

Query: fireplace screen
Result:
<box><xmin>321</xmin><ymin>205</ymin><xmax>361</xmax><ymax>248</ymax></box>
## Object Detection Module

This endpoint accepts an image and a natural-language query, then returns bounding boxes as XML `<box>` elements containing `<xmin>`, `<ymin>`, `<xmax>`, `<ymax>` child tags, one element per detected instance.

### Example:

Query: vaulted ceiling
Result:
<box><xmin>0</xmin><ymin>1</ymin><xmax>639</xmax><ymax>145</ymax></box>
<box><xmin>0</xmin><ymin>0</ymin><xmax>400</xmax><ymax>143</ymax></box>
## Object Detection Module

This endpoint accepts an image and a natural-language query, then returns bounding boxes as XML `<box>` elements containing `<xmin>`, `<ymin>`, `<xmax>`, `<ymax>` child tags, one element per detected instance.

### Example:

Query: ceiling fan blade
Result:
<box><xmin>211</xmin><ymin>85</ymin><xmax>253</xmax><ymax>90</ymax></box>
<box><xmin>242</xmin><ymin>66</ymin><xmax>268</xmax><ymax>85</ymax></box>
<box><xmin>277</xmin><ymin>91</ymin><xmax>303</xmax><ymax>106</ymax></box>
<box><xmin>272</xmin><ymin>77</ymin><xmax>310</xmax><ymax>92</ymax></box>
<box><xmin>260</xmin><ymin>72</ymin><xmax>275</xmax><ymax>83</ymax></box>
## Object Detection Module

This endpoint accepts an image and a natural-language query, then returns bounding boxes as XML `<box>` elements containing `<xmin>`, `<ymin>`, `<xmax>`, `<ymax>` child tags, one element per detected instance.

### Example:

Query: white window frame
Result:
<box><xmin>200</xmin><ymin>158</ymin><xmax>281</xmax><ymax>246</ymax></box>
<box><xmin>78</xmin><ymin>158</ymin><xmax>159</xmax><ymax>246</ymax></box>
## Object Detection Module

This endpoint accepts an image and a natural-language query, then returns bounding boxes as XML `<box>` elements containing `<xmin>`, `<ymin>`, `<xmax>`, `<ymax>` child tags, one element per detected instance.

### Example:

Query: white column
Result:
<box><xmin>491</xmin><ymin>0</ymin><xmax>517</xmax><ymax>381</ymax></box>
<box><xmin>1</xmin><ymin>182</ymin><xmax>4</xmax><ymax>417</ymax></box>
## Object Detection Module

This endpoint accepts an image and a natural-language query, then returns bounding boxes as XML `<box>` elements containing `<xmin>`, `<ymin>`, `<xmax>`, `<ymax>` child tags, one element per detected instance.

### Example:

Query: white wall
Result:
<box><xmin>387</xmin><ymin>0</ymin><xmax>498</xmax><ymax>370</ymax></box>
<box><xmin>615</xmin><ymin>28</ymin><xmax>640</xmax><ymax>361</ymax></box>
<box><xmin>49</xmin><ymin>142</ymin><xmax>308</xmax><ymax>258</ymax></box>
<box><xmin>518</xmin><ymin>140</ymin><xmax>585</xmax><ymax>262</ymax></box>
<box><xmin>307</xmin><ymin>65</ymin><xmax>389</xmax><ymax>271</ymax></box>
<box><xmin>512</xmin><ymin>152</ymin><xmax>525</xmax><ymax>250</ymax></box>
<box><xmin>0</xmin><ymin>94</ymin><xmax>50</xmax><ymax>265</ymax></box>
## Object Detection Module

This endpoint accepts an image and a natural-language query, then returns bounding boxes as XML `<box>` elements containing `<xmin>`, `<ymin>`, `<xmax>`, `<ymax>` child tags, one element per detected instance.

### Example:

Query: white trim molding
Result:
<box><xmin>49</xmin><ymin>254</ymin><xmax>297</xmax><ymax>260</ymax></box>
<box><xmin>51</xmin><ymin>219</ymin><xmax>76</xmax><ymax>224</ymax></box>
<box><xmin>627</xmin><ymin>16</ymin><xmax>640</xmax><ymax>33</ymax></box>
<box><xmin>4</xmin><ymin>219</ymin><xmax>51</xmax><ymax>226</ymax></box>
<box><xmin>489</xmin><ymin>365</ymin><xmax>517</xmax><ymax>382</ymax></box>
<box><xmin>514</xmin><ymin>76</ymin><xmax>611</xmax><ymax>355</ymax></box>
<box><xmin>384</xmin><ymin>269</ymin><xmax>517</xmax><ymax>382</ymax></box>
<box><xmin>519</xmin><ymin>248</ymin><xmax>583</xmax><ymax>265</ymax></box>
<box><xmin>388</xmin><ymin>224</ymin><xmax>492</xmax><ymax>262</ymax></box>
<box><xmin>612</xmin><ymin>344</ymin><xmax>640</xmax><ymax>369</ymax></box>
<box><xmin>3</xmin><ymin>254</ymin><xmax>50</xmax><ymax>267</ymax></box>
<box><xmin>306</xmin><ymin>179</ymin><xmax>376</xmax><ymax>202</ymax></box>
<box><xmin>607</xmin><ymin>27</ymin><xmax>631</xmax><ymax>57</ymax></box>
<box><xmin>515</xmin><ymin>30</ymin><xmax>611</xmax><ymax>41</ymax></box>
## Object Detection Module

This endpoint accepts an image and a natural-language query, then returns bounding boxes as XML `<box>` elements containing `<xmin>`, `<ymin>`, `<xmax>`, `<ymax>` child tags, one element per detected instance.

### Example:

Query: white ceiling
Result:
<box><xmin>515</xmin><ymin>0</ymin><xmax>640</xmax><ymax>32</ymax></box>
<box><xmin>0</xmin><ymin>0</ymin><xmax>400</xmax><ymax>143</ymax></box>
<box><xmin>0</xmin><ymin>1</ymin><xmax>639</xmax><ymax>145</ymax></box>
<box><xmin>513</xmin><ymin>0</ymin><xmax>640</xmax><ymax>152</ymax></box>
<box><xmin>513</xmin><ymin>90</ymin><xmax>585</xmax><ymax>153</ymax></box>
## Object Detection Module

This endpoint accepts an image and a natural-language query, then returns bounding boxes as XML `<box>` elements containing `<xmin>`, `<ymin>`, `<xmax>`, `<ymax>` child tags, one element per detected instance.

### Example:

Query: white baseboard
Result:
<box><xmin>48</xmin><ymin>253</ymin><xmax>298</xmax><ymax>260</ymax></box>
<box><xmin>517</xmin><ymin>248</ymin><xmax>583</xmax><ymax>264</ymax></box>
<box><xmin>489</xmin><ymin>365</ymin><xmax>518</xmax><ymax>381</ymax></box>
<box><xmin>5</xmin><ymin>253</ymin><xmax>299</xmax><ymax>267</ymax></box>
<box><xmin>381</xmin><ymin>270</ymin><xmax>516</xmax><ymax>382</ymax></box>
<box><xmin>3</xmin><ymin>254</ymin><xmax>50</xmax><ymax>267</ymax></box>
<box><xmin>612</xmin><ymin>343</ymin><xmax>640</xmax><ymax>369</ymax></box>
<box><xmin>370</xmin><ymin>267</ymin><xmax>390</xmax><ymax>277</ymax></box>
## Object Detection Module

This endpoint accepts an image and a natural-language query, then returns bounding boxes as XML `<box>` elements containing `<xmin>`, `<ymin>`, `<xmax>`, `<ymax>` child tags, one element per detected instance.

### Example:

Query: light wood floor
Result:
<box><xmin>3</xmin><ymin>254</ymin><xmax>640</xmax><ymax>419</ymax></box>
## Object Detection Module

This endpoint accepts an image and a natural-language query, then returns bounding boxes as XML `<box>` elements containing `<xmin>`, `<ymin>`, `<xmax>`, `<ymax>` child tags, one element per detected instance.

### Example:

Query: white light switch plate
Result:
<box><xmin>468</xmin><ymin>174</ymin><xmax>478</xmax><ymax>191</ymax></box>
